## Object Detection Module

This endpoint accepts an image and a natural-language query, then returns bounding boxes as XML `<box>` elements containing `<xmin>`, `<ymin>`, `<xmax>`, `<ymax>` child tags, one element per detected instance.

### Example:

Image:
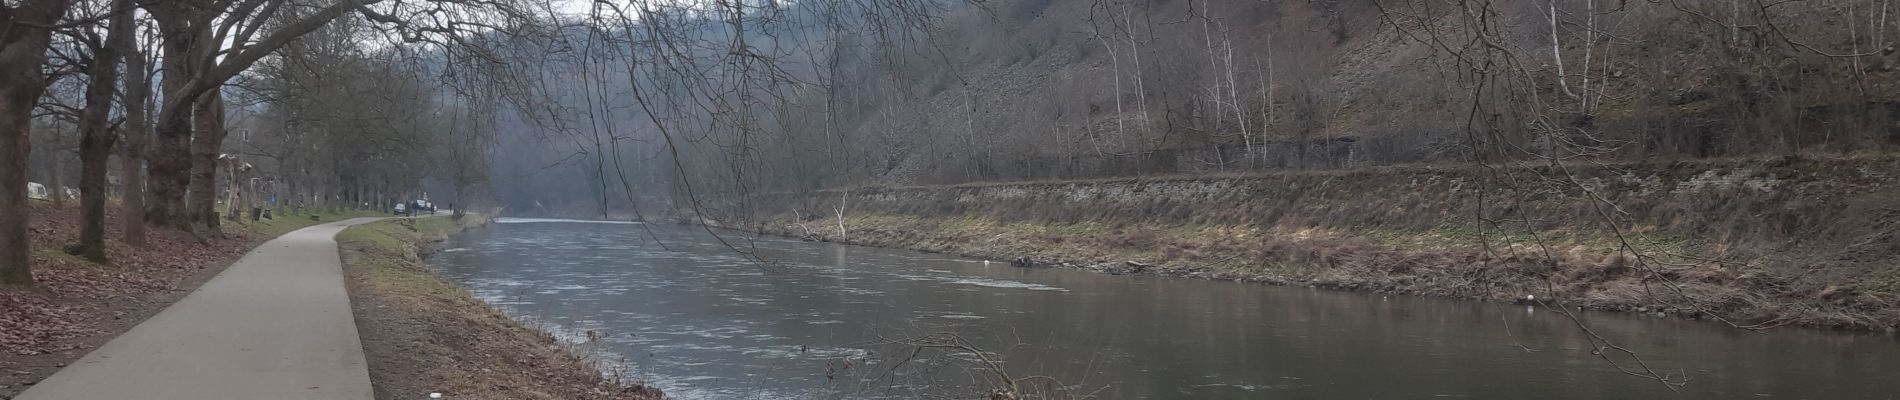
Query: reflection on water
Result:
<box><xmin>433</xmin><ymin>218</ymin><xmax>1900</xmax><ymax>399</ymax></box>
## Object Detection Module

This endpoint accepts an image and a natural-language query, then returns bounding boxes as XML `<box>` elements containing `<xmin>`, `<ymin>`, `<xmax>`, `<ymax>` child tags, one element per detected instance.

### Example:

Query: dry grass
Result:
<box><xmin>750</xmin><ymin>156</ymin><xmax>1900</xmax><ymax>331</ymax></box>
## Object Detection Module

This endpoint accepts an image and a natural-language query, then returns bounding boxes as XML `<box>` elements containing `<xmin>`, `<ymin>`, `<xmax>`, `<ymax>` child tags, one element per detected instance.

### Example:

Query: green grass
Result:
<box><xmin>1358</xmin><ymin>221</ymin><xmax>1703</xmax><ymax>260</ymax></box>
<box><xmin>349</xmin><ymin>244</ymin><xmax>469</xmax><ymax>299</ymax></box>
<box><xmin>335</xmin><ymin>222</ymin><xmax>410</xmax><ymax>252</ymax></box>
<box><xmin>1856</xmin><ymin>262</ymin><xmax>1900</xmax><ymax>296</ymax></box>
<box><xmin>241</xmin><ymin>208</ymin><xmax>387</xmax><ymax>238</ymax></box>
<box><xmin>336</xmin><ymin>215</ymin><xmax>484</xmax><ymax>252</ymax></box>
<box><xmin>823</xmin><ymin>211</ymin><xmax>1721</xmax><ymax>277</ymax></box>
<box><xmin>337</xmin><ymin>215</ymin><xmax>489</xmax><ymax>297</ymax></box>
<box><xmin>1038</xmin><ymin>221</ymin><xmax>1111</xmax><ymax>236</ymax></box>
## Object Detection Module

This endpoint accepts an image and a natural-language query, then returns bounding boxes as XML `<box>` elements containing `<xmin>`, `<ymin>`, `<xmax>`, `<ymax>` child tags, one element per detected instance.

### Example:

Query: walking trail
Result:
<box><xmin>16</xmin><ymin>217</ymin><xmax>388</xmax><ymax>400</ymax></box>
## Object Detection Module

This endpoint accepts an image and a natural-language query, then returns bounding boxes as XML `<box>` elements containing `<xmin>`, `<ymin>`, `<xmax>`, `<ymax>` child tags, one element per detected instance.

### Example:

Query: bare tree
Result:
<box><xmin>68</xmin><ymin>0</ymin><xmax>134</xmax><ymax>262</ymax></box>
<box><xmin>119</xmin><ymin>11</ymin><xmax>154</xmax><ymax>247</ymax></box>
<box><xmin>0</xmin><ymin>0</ymin><xmax>78</xmax><ymax>285</ymax></box>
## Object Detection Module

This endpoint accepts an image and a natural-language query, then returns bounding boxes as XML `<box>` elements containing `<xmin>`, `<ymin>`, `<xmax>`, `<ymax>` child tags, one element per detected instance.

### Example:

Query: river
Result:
<box><xmin>431</xmin><ymin>218</ymin><xmax>1897</xmax><ymax>399</ymax></box>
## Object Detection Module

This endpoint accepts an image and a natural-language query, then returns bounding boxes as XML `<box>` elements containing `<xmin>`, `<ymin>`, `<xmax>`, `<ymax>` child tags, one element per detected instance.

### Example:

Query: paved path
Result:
<box><xmin>17</xmin><ymin>218</ymin><xmax>387</xmax><ymax>400</ymax></box>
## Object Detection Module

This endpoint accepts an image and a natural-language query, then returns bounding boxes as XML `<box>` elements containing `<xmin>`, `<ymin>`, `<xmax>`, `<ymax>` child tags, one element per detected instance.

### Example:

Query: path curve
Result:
<box><xmin>16</xmin><ymin>217</ymin><xmax>389</xmax><ymax>400</ymax></box>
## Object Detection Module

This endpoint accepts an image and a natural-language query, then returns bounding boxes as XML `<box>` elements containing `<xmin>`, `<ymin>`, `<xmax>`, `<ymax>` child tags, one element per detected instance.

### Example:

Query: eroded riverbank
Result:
<box><xmin>337</xmin><ymin>216</ymin><xmax>663</xmax><ymax>400</ymax></box>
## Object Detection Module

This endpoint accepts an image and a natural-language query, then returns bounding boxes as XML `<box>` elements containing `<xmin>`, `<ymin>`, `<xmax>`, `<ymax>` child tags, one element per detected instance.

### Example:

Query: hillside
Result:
<box><xmin>748</xmin><ymin>156</ymin><xmax>1900</xmax><ymax>331</ymax></box>
<box><xmin>472</xmin><ymin>0</ymin><xmax>1900</xmax><ymax>213</ymax></box>
<box><xmin>762</xmin><ymin>0</ymin><xmax>1900</xmax><ymax>186</ymax></box>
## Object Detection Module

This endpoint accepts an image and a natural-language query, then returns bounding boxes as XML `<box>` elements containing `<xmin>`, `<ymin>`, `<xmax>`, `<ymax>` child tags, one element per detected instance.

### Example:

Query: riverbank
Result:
<box><xmin>746</xmin><ymin>156</ymin><xmax>1900</xmax><ymax>332</ymax></box>
<box><xmin>336</xmin><ymin>216</ymin><xmax>664</xmax><ymax>399</ymax></box>
<box><xmin>0</xmin><ymin>203</ymin><xmax>384</xmax><ymax>398</ymax></box>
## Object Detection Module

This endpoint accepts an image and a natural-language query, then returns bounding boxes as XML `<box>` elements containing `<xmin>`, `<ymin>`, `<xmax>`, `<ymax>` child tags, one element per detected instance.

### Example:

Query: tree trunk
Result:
<box><xmin>76</xmin><ymin>127</ymin><xmax>113</xmax><ymax>261</ymax></box>
<box><xmin>119</xmin><ymin>19</ymin><xmax>152</xmax><ymax>247</ymax></box>
<box><xmin>146</xmin><ymin>28</ymin><xmax>196</xmax><ymax>229</ymax></box>
<box><xmin>0</xmin><ymin>0</ymin><xmax>74</xmax><ymax>285</ymax></box>
<box><xmin>74</xmin><ymin>4</ymin><xmax>129</xmax><ymax>263</ymax></box>
<box><xmin>147</xmin><ymin>103</ymin><xmax>192</xmax><ymax>228</ymax></box>
<box><xmin>0</xmin><ymin>88</ymin><xmax>31</xmax><ymax>284</ymax></box>
<box><xmin>188</xmin><ymin>90</ymin><xmax>225</xmax><ymax>230</ymax></box>
<box><xmin>142</xmin><ymin>0</ymin><xmax>361</xmax><ymax>229</ymax></box>
<box><xmin>452</xmin><ymin>185</ymin><xmax>466</xmax><ymax>217</ymax></box>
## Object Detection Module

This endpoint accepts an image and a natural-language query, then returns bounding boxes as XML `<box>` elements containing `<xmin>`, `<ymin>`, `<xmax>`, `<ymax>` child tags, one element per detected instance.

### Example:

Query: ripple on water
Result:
<box><xmin>727</xmin><ymin>297</ymin><xmax>770</xmax><ymax>305</ymax></box>
<box><xmin>834</xmin><ymin>287</ymin><xmax>884</xmax><ymax>296</ymax></box>
<box><xmin>886</xmin><ymin>272</ymin><xmax>1067</xmax><ymax>292</ymax></box>
<box><xmin>493</xmin><ymin>217</ymin><xmax>644</xmax><ymax>225</ymax></box>
<box><xmin>943</xmin><ymin>277</ymin><xmax>1068</xmax><ymax>292</ymax></box>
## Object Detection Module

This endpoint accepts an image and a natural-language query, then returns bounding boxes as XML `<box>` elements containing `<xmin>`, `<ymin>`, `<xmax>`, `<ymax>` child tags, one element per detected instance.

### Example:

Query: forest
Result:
<box><xmin>480</xmin><ymin>0</ymin><xmax>1900</xmax><ymax>218</ymax></box>
<box><xmin>1</xmin><ymin>0</ymin><xmax>1894</xmax><ymax>304</ymax></box>
<box><xmin>1</xmin><ymin>0</ymin><xmax>1896</xmax><ymax>398</ymax></box>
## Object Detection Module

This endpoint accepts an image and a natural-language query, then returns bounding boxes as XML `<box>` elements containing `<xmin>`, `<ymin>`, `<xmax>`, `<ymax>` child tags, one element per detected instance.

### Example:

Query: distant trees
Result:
<box><xmin>751</xmin><ymin>0</ymin><xmax>1892</xmax><ymax>189</ymax></box>
<box><xmin>0</xmin><ymin>0</ymin><xmax>530</xmax><ymax>285</ymax></box>
<box><xmin>416</xmin><ymin>0</ymin><xmax>1898</xmax><ymax>233</ymax></box>
<box><xmin>430</xmin><ymin>0</ymin><xmax>1886</xmax><ymax>220</ymax></box>
<box><xmin>240</xmin><ymin>15</ymin><xmax>502</xmax><ymax>217</ymax></box>
<box><xmin>4</xmin><ymin>0</ymin><xmax>1886</xmax><ymax>285</ymax></box>
<box><xmin>141</xmin><ymin>0</ymin><xmax>381</xmax><ymax>231</ymax></box>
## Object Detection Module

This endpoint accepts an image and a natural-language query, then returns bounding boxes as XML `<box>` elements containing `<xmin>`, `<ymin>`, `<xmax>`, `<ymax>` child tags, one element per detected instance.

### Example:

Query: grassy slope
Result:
<box><xmin>754</xmin><ymin>157</ymin><xmax>1900</xmax><ymax>331</ymax></box>
<box><xmin>337</xmin><ymin>216</ymin><xmax>664</xmax><ymax>400</ymax></box>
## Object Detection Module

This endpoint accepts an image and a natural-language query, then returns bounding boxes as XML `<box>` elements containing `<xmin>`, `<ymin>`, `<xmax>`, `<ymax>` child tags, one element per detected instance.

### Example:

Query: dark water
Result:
<box><xmin>434</xmin><ymin>218</ymin><xmax>1898</xmax><ymax>399</ymax></box>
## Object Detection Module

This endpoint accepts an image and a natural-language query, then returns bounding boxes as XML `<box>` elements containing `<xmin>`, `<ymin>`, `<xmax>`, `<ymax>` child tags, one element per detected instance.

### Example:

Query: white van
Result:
<box><xmin>27</xmin><ymin>182</ymin><xmax>48</xmax><ymax>200</ymax></box>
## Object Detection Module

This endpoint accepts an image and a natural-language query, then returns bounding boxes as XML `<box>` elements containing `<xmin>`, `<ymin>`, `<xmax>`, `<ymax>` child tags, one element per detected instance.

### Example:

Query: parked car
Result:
<box><xmin>393</xmin><ymin>203</ymin><xmax>407</xmax><ymax>215</ymax></box>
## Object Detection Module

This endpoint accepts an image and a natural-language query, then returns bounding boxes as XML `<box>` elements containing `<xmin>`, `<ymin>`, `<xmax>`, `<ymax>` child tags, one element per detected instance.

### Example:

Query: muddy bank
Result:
<box><xmin>742</xmin><ymin>156</ymin><xmax>1900</xmax><ymax>332</ymax></box>
<box><xmin>0</xmin><ymin>204</ymin><xmax>384</xmax><ymax>398</ymax></box>
<box><xmin>338</xmin><ymin>216</ymin><xmax>664</xmax><ymax>400</ymax></box>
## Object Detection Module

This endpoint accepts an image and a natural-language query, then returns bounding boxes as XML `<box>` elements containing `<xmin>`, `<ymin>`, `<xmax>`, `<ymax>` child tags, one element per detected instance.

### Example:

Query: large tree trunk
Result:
<box><xmin>0</xmin><ymin>0</ymin><xmax>74</xmax><ymax>285</ymax></box>
<box><xmin>76</xmin><ymin>122</ymin><xmax>114</xmax><ymax>262</ymax></box>
<box><xmin>146</xmin><ymin>28</ymin><xmax>197</xmax><ymax>229</ymax></box>
<box><xmin>119</xmin><ymin>18</ymin><xmax>153</xmax><ymax>247</ymax></box>
<box><xmin>0</xmin><ymin>90</ymin><xmax>31</xmax><ymax>285</ymax></box>
<box><xmin>0</xmin><ymin>77</ymin><xmax>36</xmax><ymax>285</ymax></box>
<box><xmin>73</xmin><ymin>5</ymin><xmax>129</xmax><ymax>263</ymax></box>
<box><xmin>187</xmin><ymin>90</ymin><xmax>224</xmax><ymax>230</ymax></box>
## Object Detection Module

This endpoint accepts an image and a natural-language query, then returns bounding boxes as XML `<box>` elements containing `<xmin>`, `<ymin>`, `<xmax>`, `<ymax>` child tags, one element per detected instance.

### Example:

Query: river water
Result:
<box><xmin>432</xmin><ymin>218</ymin><xmax>1897</xmax><ymax>399</ymax></box>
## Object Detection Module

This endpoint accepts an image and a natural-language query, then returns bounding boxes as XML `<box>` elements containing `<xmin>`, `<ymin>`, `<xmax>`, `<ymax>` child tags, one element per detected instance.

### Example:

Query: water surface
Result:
<box><xmin>433</xmin><ymin>218</ymin><xmax>1898</xmax><ymax>399</ymax></box>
